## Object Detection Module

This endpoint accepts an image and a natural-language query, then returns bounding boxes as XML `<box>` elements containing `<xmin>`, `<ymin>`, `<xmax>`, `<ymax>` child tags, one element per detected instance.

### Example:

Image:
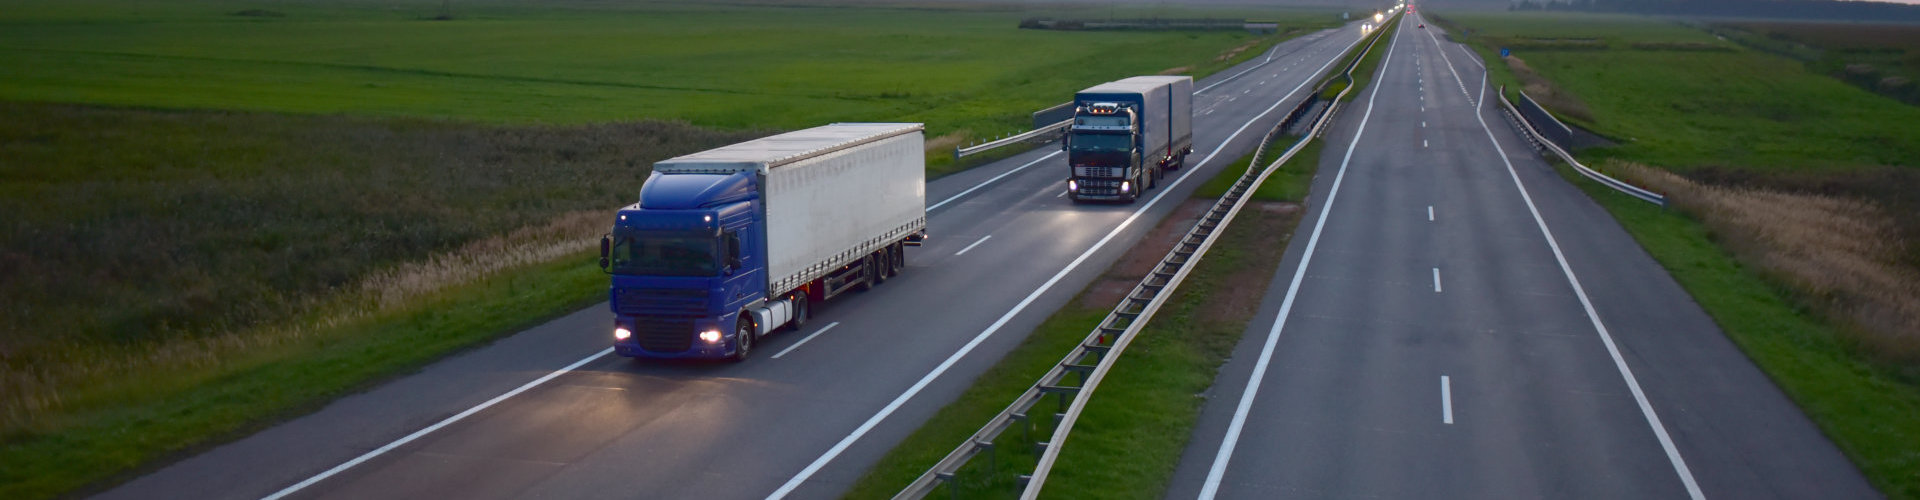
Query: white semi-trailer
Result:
<box><xmin>599</xmin><ymin>123</ymin><xmax>927</xmax><ymax>361</ymax></box>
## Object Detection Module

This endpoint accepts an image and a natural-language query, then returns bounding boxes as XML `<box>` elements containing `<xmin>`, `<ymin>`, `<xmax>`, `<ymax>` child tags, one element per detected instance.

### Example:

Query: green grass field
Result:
<box><xmin>1434</xmin><ymin>11</ymin><xmax>1920</xmax><ymax>498</ymax></box>
<box><xmin>0</xmin><ymin>0</ymin><xmax>1330</xmax><ymax>145</ymax></box>
<box><xmin>1432</xmin><ymin>12</ymin><xmax>1920</xmax><ymax>171</ymax></box>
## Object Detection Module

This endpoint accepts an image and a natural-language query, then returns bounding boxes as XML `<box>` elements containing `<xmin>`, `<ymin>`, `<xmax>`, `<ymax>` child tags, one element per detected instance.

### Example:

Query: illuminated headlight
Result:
<box><xmin>1068</xmin><ymin>180</ymin><xmax>1079</xmax><ymax>191</ymax></box>
<box><xmin>614</xmin><ymin>327</ymin><xmax>632</xmax><ymax>340</ymax></box>
<box><xmin>1120</xmin><ymin>181</ymin><xmax>1132</xmax><ymax>193</ymax></box>
<box><xmin>700</xmin><ymin>330</ymin><xmax>723</xmax><ymax>343</ymax></box>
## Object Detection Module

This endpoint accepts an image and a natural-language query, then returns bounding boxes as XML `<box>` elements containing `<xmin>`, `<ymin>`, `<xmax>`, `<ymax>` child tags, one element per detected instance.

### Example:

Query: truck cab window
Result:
<box><xmin>608</xmin><ymin>228</ymin><xmax>721</xmax><ymax>276</ymax></box>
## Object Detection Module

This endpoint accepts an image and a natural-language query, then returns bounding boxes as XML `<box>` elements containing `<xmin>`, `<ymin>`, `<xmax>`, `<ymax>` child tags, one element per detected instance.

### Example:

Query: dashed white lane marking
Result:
<box><xmin>928</xmin><ymin>151</ymin><xmax>1062</xmax><ymax>212</ymax></box>
<box><xmin>772</xmin><ymin>322</ymin><xmax>842</xmax><ymax>359</ymax></box>
<box><xmin>954</xmin><ymin>235</ymin><xmax>992</xmax><ymax>256</ymax></box>
<box><xmin>1428</xmin><ymin>205</ymin><xmax>1434</xmax><ymax>221</ymax></box>
<box><xmin>1442</xmin><ymin>376</ymin><xmax>1454</xmax><ymax>424</ymax></box>
<box><xmin>1433</xmin><ymin>267</ymin><xmax>1443</xmax><ymax>292</ymax></box>
<box><xmin>1424</xmin><ymin>139</ymin><xmax>1429</xmax><ymax>148</ymax></box>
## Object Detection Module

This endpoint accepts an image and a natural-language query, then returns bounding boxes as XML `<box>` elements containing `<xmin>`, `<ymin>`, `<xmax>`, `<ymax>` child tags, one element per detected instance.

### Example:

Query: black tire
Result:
<box><xmin>854</xmin><ymin>255</ymin><xmax>876</xmax><ymax>291</ymax></box>
<box><xmin>729</xmin><ymin>316</ymin><xmax>755</xmax><ymax>362</ymax></box>
<box><xmin>890</xmin><ymin>244</ymin><xmax>905</xmax><ymax>276</ymax></box>
<box><xmin>786</xmin><ymin>292</ymin><xmax>809</xmax><ymax>332</ymax></box>
<box><xmin>872</xmin><ymin>251</ymin><xmax>890</xmax><ymax>285</ymax></box>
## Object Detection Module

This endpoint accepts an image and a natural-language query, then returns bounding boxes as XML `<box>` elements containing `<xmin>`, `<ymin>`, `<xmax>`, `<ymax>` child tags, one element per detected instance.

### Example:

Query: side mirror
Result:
<box><xmin>598</xmin><ymin>234</ymin><xmax>611</xmax><ymax>270</ymax></box>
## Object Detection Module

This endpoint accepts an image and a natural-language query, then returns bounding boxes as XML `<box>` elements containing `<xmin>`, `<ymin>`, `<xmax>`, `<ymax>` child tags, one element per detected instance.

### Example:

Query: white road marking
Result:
<box><xmin>1433</xmin><ymin>267</ymin><xmax>1442</xmax><ymax>292</ymax></box>
<box><xmin>1057</xmin><ymin>190</ymin><xmax>1067</xmax><ymax>198</ymax></box>
<box><xmin>954</xmin><ymin>235</ymin><xmax>992</xmax><ymax>256</ymax></box>
<box><xmin>1428</xmin><ymin>205</ymin><xmax>1434</xmax><ymax>221</ymax></box>
<box><xmin>1423</xmin><ymin>121</ymin><xmax>1427</xmax><ymax>127</ymax></box>
<box><xmin>1198</xmin><ymin>18</ymin><xmax>1401</xmax><ymax>500</ymax></box>
<box><xmin>772</xmin><ymin>30</ymin><xmax>1367</xmax><ymax>500</ymax></box>
<box><xmin>1467</xmin><ymin>61</ymin><xmax>1707</xmax><ymax>500</ymax></box>
<box><xmin>771</xmin><ymin>322</ymin><xmax>841</xmax><ymax>359</ymax></box>
<box><xmin>1424</xmin><ymin>139</ymin><xmax>1429</xmax><ymax>148</ymax></box>
<box><xmin>928</xmin><ymin>151</ymin><xmax>1062</xmax><ymax>212</ymax></box>
<box><xmin>260</xmin><ymin>347</ymin><xmax>615</xmax><ymax>500</ymax></box>
<box><xmin>1442</xmin><ymin>375</ymin><xmax>1454</xmax><ymax>424</ymax></box>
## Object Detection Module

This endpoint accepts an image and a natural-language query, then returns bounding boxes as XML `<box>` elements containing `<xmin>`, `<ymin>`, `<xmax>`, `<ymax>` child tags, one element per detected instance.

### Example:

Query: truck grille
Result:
<box><xmin>1074</xmin><ymin>166</ymin><xmax>1121</xmax><ymax>178</ymax></box>
<box><xmin>615</xmin><ymin>287</ymin><xmax>707</xmax><ymax>316</ymax></box>
<box><xmin>633</xmin><ymin>315</ymin><xmax>696</xmax><ymax>352</ymax></box>
<box><xmin>1076</xmin><ymin>178</ymin><xmax>1124</xmax><ymax>196</ymax></box>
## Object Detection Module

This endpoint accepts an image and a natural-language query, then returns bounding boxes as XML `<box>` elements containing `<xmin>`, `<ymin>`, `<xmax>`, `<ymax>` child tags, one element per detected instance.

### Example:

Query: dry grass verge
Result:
<box><xmin>1610</xmin><ymin>160</ymin><xmax>1920</xmax><ymax>362</ymax></box>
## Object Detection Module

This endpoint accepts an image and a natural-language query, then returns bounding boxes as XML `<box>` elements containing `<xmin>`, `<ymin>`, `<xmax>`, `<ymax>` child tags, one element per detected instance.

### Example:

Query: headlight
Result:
<box><xmin>1120</xmin><ymin>181</ymin><xmax>1132</xmax><ymax>193</ymax></box>
<box><xmin>700</xmin><ymin>330</ymin><xmax>723</xmax><ymax>343</ymax></box>
<box><xmin>614</xmin><ymin>327</ymin><xmax>632</xmax><ymax>340</ymax></box>
<box><xmin>1068</xmin><ymin>180</ymin><xmax>1078</xmax><ymax>191</ymax></box>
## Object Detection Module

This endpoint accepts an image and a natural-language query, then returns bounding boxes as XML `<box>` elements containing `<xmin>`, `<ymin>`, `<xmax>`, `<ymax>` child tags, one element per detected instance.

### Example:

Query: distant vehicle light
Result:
<box><xmin>700</xmin><ymin>330</ymin><xmax>723</xmax><ymax>343</ymax></box>
<box><xmin>614</xmin><ymin>327</ymin><xmax>632</xmax><ymax>340</ymax></box>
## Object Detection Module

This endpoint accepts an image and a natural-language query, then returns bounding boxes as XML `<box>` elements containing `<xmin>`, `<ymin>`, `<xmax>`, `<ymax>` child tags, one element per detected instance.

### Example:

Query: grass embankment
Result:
<box><xmin>846</xmin><ymin>141</ymin><xmax>1315</xmax><ymax>498</ymax></box>
<box><xmin>1435</xmin><ymin>12</ymin><xmax>1920</xmax><ymax>498</ymax></box>
<box><xmin>0</xmin><ymin>103</ymin><xmax>760</xmax><ymax>499</ymax></box>
<box><xmin>1707</xmin><ymin>22</ymin><xmax>1920</xmax><ymax>106</ymax></box>
<box><xmin>0</xmin><ymin>0</ymin><xmax>1334</xmax><ymax>176</ymax></box>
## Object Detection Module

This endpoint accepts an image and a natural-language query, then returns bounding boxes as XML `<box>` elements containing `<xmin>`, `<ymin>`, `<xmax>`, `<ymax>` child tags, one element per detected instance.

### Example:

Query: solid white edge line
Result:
<box><xmin>954</xmin><ymin>235</ymin><xmax>992</xmax><ymax>256</ymax></box>
<box><xmin>1197</xmin><ymin>17</ymin><xmax>1398</xmax><ymax>500</ymax></box>
<box><xmin>1467</xmin><ymin>55</ymin><xmax>1706</xmax><ymax>500</ymax></box>
<box><xmin>771</xmin><ymin>29</ymin><xmax>1367</xmax><ymax>500</ymax></box>
<box><xmin>928</xmin><ymin>150</ymin><xmax>1062</xmax><ymax>212</ymax></box>
<box><xmin>1433</xmin><ymin>267</ymin><xmax>1442</xmax><ymax>292</ymax></box>
<box><xmin>1442</xmin><ymin>375</ymin><xmax>1454</xmax><ymax>424</ymax></box>
<box><xmin>771</xmin><ymin>322</ymin><xmax>842</xmax><ymax>359</ymax></box>
<box><xmin>260</xmin><ymin>347</ymin><xmax>615</xmax><ymax>500</ymax></box>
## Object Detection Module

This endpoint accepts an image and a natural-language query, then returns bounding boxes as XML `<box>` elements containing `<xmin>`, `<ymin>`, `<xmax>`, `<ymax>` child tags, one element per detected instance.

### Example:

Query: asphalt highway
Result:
<box><xmin>1163</xmin><ymin>13</ymin><xmax>1878</xmax><ymax>499</ymax></box>
<box><xmin>96</xmin><ymin>23</ymin><xmax>1370</xmax><ymax>500</ymax></box>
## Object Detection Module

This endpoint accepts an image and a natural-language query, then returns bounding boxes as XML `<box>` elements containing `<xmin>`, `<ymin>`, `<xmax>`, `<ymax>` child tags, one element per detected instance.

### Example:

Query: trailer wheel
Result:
<box><xmin>890</xmin><ymin>244</ymin><xmax>906</xmax><ymax>276</ymax></box>
<box><xmin>872</xmin><ymin>250</ymin><xmax>890</xmax><ymax>285</ymax></box>
<box><xmin>854</xmin><ymin>254</ymin><xmax>877</xmax><ymax>292</ymax></box>
<box><xmin>729</xmin><ymin>316</ymin><xmax>755</xmax><ymax>362</ymax></box>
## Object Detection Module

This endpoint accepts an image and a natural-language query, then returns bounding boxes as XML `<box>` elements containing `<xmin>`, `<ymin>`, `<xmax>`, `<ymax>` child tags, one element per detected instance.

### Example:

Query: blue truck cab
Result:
<box><xmin>602</xmin><ymin>171</ymin><xmax>763</xmax><ymax>359</ymax></box>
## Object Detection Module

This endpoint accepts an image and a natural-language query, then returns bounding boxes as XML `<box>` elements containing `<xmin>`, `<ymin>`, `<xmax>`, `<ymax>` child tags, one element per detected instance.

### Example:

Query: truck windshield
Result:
<box><xmin>1069</xmin><ymin>133</ymin><xmax>1132</xmax><ymax>153</ymax></box>
<box><xmin>608</xmin><ymin>228</ymin><xmax>719</xmax><ymax>277</ymax></box>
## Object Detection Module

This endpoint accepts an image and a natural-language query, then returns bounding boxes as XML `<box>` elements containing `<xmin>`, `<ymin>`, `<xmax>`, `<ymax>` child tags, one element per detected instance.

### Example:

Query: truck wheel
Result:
<box><xmin>730</xmin><ymin>317</ymin><xmax>755</xmax><ymax>362</ymax></box>
<box><xmin>872</xmin><ymin>250</ymin><xmax>890</xmax><ymax>285</ymax></box>
<box><xmin>786</xmin><ymin>292</ymin><xmax>809</xmax><ymax>332</ymax></box>
<box><xmin>890</xmin><ymin>244</ymin><xmax>906</xmax><ymax>276</ymax></box>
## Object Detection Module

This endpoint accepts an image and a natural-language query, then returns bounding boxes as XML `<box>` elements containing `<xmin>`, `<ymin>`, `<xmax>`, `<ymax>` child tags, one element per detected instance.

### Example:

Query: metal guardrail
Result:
<box><xmin>1495</xmin><ymin>86</ymin><xmax>1667</xmax><ymax>207</ymax></box>
<box><xmin>955</xmin><ymin>119</ymin><xmax>1071</xmax><ymax>159</ymax></box>
<box><xmin>892</xmin><ymin>16</ymin><xmax>1389</xmax><ymax>499</ymax></box>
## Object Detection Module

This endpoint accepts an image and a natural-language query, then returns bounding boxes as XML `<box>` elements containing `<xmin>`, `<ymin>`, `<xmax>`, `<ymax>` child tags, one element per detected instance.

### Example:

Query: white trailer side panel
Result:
<box><xmin>763</xmin><ymin>130</ymin><xmax>925</xmax><ymax>295</ymax></box>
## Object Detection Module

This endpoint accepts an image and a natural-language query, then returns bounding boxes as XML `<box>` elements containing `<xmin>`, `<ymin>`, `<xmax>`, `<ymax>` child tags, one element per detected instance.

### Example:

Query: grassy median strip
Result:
<box><xmin>845</xmin><ymin>140</ymin><xmax>1316</xmax><ymax>497</ymax></box>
